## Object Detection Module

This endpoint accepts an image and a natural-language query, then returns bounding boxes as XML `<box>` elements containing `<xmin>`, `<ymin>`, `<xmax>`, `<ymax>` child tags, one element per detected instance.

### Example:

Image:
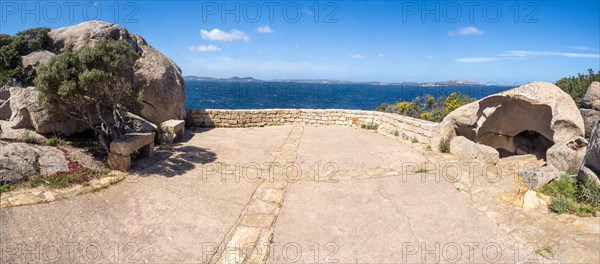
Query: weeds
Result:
<box><xmin>416</xmin><ymin>168</ymin><xmax>429</xmax><ymax>173</ymax></box>
<box><xmin>0</xmin><ymin>184</ymin><xmax>11</xmax><ymax>193</ymax></box>
<box><xmin>438</xmin><ymin>138</ymin><xmax>451</xmax><ymax>153</ymax></box>
<box><xmin>28</xmin><ymin>168</ymin><xmax>106</xmax><ymax>189</ymax></box>
<box><xmin>539</xmin><ymin>174</ymin><xmax>600</xmax><ymax>216</ymax></box>
<box><xmin>45</xmin><ymin>136</ymin><xmax>60</xmax><ymax>146</ymax></box>
<box><xmin>361</xmin><ymin>123</ymin><xmax>379</xmax><ymax>130</ymax></box>
<box><xmin>411</xmin><ymin>137</ymin><xmax>419</xmax><ymax>143</ymax></box>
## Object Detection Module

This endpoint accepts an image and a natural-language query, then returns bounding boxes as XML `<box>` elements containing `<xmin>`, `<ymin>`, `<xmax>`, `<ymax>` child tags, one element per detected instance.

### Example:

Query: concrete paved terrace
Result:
<box><xmin>1</xmin><ymin>125</ymin><xmax>599</xmax><ymax>263</ymax></box>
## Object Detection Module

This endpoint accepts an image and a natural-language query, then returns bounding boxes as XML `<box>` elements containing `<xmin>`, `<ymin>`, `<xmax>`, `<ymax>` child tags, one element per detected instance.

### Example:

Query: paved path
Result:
<box><xmin>1</xmin><ymin>126</ymin><xmax>598</xmax><ymax>263</ymax></box>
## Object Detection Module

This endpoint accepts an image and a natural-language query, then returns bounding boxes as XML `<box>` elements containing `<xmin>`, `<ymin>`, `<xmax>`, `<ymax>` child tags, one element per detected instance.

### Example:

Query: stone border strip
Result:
<box><xmin>0</xmin><ymin>172</ymin><xmax>127</xmax><ymax>207</ymax></box>
<box><xmin>212</xmin><ymin>126</ymin><xmax>303</xmax><ymax>264</ymax></box>
<box><xmin>186</xmin><ymin>109</ymin><xmax>437</xmax><ymax>144</ymax></box>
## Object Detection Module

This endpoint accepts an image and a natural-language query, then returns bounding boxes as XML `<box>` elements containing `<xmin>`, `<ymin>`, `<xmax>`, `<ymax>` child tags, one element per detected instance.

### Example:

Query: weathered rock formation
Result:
<box><xmin>434</xmin><ymin>82</ymin><xmax>586</xmax><ymax>171</ymax></box>
<box><xmin>580</xmin><ymin>82</ymin><xmax>600</xmax><ymax>136</ymax></box>
<box><xmin>20</xmin><ymin>50</ymin><xmax>56</xmax><ymax>72</ymax></box>
<box><xmin>3</xmin><ymin>21</ymin><xmax>185</xmax><ymax>135</ymax></box>
<box><xmin>0</xmin><ymin>142</ymin><xmax>69</xmax><ymax>184</ymax></box>
<box><xmin>579</xmin><ymin>122</ymin><xmax>600</xmax><ymax>186</ymax></box>
<box><xmin>450</xmin><ymin>136</ymin><xmax>499</xmax><ymax>165</ymax></box>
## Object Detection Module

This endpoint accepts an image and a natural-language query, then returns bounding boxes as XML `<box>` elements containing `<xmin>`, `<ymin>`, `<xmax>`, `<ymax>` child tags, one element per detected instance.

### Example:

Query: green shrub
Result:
<box><xmin>46</xmin><ymin>137</ymin><xmax>59</xmax><ymax>146</ymax></box>
<box><xmin>578</xmin><ymin>175</ymin><xmax>600</xmax><ymax>206</ymax></box>
<box><xmin>376</xmin><ymin>93</ymin><xmax>475</xmax><ymax>122</ymax></box>
<box><xmin>549</xmin><ymin>195</ymin><xmax>570</xmax><ymax>214</ymax></box>
<box><xmin>438</xmin><ymin>138</ymin><xmax>451</xmax><ymax>153</ymax></box>
<box><xmin>539</xmin><ymin>174</ymin><xmax>600</xmax><ymax>216</ymax></box>
<box><xmin>411</xmin><ymin>137</ymin><xmax>419</xmax><ymax>143</ymax></box>
<box><xmin>555</xmin><ymin>69</ymin><xmax>600</xmax><ymax>105</ymax></box>
<box><xmin>393</xmin><ymin>130</ymin><xmax>399</xmax><ymax>137</ymax></box>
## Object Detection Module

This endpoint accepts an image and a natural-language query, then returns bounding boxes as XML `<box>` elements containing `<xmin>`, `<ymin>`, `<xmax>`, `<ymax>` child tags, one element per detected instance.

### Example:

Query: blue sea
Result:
<box><xmin>185</xmin><ymin>80</ymin><xmax>514</xmax><ymax>110</ymax></box>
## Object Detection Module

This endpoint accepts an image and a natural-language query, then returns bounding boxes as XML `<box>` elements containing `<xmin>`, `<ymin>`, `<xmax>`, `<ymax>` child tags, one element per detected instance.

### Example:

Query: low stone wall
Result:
<box><xmin>186</xmin><ymin>109</ymin><xmax>438</xmax><ymax>143</ymax></box>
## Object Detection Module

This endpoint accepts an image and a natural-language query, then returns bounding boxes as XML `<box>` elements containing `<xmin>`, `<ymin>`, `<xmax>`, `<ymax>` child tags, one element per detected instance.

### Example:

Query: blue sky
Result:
<box><xmin>1</xmin><ymin>1</ymin><xmax>599</xmax><ymax>84</ymax></box>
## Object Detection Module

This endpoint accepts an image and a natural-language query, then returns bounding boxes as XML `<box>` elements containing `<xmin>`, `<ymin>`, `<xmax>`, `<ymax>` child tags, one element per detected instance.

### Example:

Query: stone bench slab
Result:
<box><xmin>110</xmin><ymin>132</ymin><xmax>155</xmax><ymax>156</ymax></box>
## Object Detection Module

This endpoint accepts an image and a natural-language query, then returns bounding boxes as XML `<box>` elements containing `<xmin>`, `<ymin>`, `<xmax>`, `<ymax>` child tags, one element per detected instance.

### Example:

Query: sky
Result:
<box><xmin>1</xmin><ymin>0</ymin><xmax>599</xmax><ymax>85</ymax></box>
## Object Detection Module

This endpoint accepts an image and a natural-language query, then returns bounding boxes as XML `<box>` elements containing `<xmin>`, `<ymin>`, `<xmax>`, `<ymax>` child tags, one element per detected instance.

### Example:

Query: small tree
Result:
<box><xmin>35</xmin><ymin>39</ymin><xmax>142</xmax><ymax>150</ymax></box>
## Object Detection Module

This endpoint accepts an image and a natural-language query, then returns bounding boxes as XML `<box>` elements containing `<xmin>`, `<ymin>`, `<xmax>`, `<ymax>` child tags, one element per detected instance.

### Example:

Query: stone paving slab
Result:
<box><xmin>270</xmin><ymin>175</ymin><xmax>521</xmax><ymax>263</ymax></box>
<box><xmin>296</xmin><ymin>127</ymin><xmax>428</xmax><ymax>171</ymax></box>
<box><xmin>0</xmin><ymin>167</ymin><xmax>258</xmax><ymax>263</ymax></box>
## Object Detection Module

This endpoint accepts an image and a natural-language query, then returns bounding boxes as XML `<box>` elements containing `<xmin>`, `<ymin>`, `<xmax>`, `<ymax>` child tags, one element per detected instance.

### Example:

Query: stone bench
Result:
<box><xmin>108</xmin><ymin>132</ymin><xmax>155</xmax><ymax>171</ymax></box>
<box><xmin>160</xmin><ymin>120</ymin><xmax>185</xmax><ymax>144</ymax></box>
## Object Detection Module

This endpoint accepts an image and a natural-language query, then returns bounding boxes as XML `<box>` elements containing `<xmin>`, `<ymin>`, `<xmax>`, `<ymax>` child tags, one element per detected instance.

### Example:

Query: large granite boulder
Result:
<box><xmin>582</xmin><ymin>81</ymin><xmax>600</xmax><ymax>111</ymax></box>
<box><xmin>433</xmin><ymin>82</ymin><xmax>585</xmax><ymax>167</ymax></box>
<box><xmin>0</xmin><ymin>142</ymin><xmax>69</xmax><ymax>184</ymax></box>
<box><xmin>579</xmin><ymin>122</ymin><xmax>600</xmax><ymax>186</ymax></box>
<box><xmin>48</xmin><ymin>21</ymin><xmax>186</xmax><ymax>125</ymax></box>
<box><xmin>450</xmin><ymin>136</ymin><xmax>500</xmax><ymax>165</ymax></box>
<box><xmin>8</xmin><ymin>87</ymin><xmax>88</xmax><ymax>135</ymax></box>
<box><xmin>580</xmin><ymin>82</ymin><xmax>600</xmax><ymax>136</ymax></box>
<box><xmin>3</xmin><ymin>21</ymin><xmax>185</xmax><ymax>135</ymax></box>
<box><xmin>20</xmin><ymin>50</ymin><xmax>56</xmax><ymax>72</ymax></box>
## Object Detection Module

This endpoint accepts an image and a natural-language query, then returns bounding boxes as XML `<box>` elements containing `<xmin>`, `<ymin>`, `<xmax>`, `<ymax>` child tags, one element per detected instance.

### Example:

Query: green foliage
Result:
<box><xmin>0</xmin><ymin>27</ymin><xmax>51</xmax><ymax>85</ymax></box>
<box><xmin>539</xmin><ymin>174</ymin><xmax>600</xmax><ymax>216</ymax></box>
<box><xmin>438</xmin><ymin>138</ymin><xmax>451</xmax><ymax>153</ymax></box>
<box><xmin>0</xmin><ymin>183</ymin><xmax>11</xmax><ymax>193</ymax></box>
<box><xmin>443</xmin><ymin>92</ymin><xmax>476</xmax><ymax>114</ymax></box>
<box><xmin>578</xmin><ymin>175</ymin><xmax>600</xmax><ymax>206</ymax></box>
<box><xmin>376</xmin><ymin>93</ymin><xmax>475</xmax><ymax>122</ymax></box>
<box><xmin>393</xmin><ymin>130</ymin><xmax>399</xmax><ymax>137</ymax></box>
<box><xmin>555</xmin><ymin>69</ymin><xmax>600</xmax><ymax>105</ymax></box>
<box><xmin>411</xmin><ymin>137</ymin><xmax>419</xmax><ymax>143</ymax></box>
<box><xmin>415</xmin><ymin>168</ymin><xmax>429</xmax><ymax>173</ymax></box>
<box><xmin>361</xmin><ymin>123</ymin><xmax>379</xmax><ymax>130</ymax></box>
<box><xmin>35</xmin><ymin>39</ymin><xmax>141</xmax><ymax>149</ymax></box>
<box><xmin>46</xmin><ymin>136</ymin><xmax>60</xmax><ymax>146</ymax></box>
<box><xmin>538</xmin><ymin>174</ymin><xmax>577</xmax><ymax>198</ymax></box>
<box><xmin>29</xmin><ymin>168</ymin><xmax>105</xmax><ymax>189</ymax></box>
<box><xmin>548</xmin><ymin>195</ymin><xmax>570</xmax><ymax>214</ymax></box>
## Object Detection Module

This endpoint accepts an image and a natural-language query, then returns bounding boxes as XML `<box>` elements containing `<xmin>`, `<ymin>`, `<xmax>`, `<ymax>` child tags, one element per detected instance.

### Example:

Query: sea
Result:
<box><xmin>185</xmin><ymin>80</ymin><xmax>514</xmax><ymax>110</ymax></box>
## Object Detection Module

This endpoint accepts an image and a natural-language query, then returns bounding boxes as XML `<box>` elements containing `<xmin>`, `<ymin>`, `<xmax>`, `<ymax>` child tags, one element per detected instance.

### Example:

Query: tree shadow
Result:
<box><xmin>131</xmin><ymin>132</ymin><xmax>217</xmax><ymax>177</ymax></box>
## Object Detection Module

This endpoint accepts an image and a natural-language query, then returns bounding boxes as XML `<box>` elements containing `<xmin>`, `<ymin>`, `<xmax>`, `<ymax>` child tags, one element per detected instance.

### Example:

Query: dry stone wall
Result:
<box><xmin>186</xmin><ymin>109</ymin><xmax>437</xmax><ymax>143</ymax></box>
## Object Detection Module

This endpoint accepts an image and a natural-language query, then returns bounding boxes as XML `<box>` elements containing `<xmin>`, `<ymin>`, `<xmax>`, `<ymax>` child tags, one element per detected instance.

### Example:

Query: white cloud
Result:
<box><xmin>201</xmin><ymin>29</ymin><xmax>250</xmax><ymax>42</ymax></box>
<box><xmin>448</xmin><ymin>26</ymin><xmax>484</xmax><ymax>36</ymax></box>
<box><xmin>257</xmin><ymin>25</ymin><xmax>273</xmax><ymax>34</ymax></box>
<box><xmin>501</xmin><ymin>50</ymin><xmax>599</xmax><ymax>59</ymax></box>
<box><xmin>564</xmin><ymin>45</ymin><xmax>591</xmax><ymax>51</ymax></box>
<box><xmin>456</xmin><ymin>50</ymin><xmax>600</xmax><ymax>63</ymax></box>
<box><xmin>377</xmin><ymin>53</ymin><xmax>385</xmax><ymax>58</ymax></box>
<box><xmin>350</xmin><ymin>54</ymin><xmax>367</xmax><ymax>60</ymax></box>
<box><xmin>188</xmin><ymin>45</ymin><xmax>221</xmax><ymax>52</ymax></box>
<box><xmin>455</xmin><ymin>57</ymin><xmax>500</xmax><ymax>63</ymax></box>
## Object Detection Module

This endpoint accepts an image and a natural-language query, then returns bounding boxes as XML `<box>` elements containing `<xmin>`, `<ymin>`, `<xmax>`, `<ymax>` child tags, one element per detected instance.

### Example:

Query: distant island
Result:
<box><xmin>183</xmin><ymin>76</ymin><xmax>485</xmax><ymax>86</ymax></box>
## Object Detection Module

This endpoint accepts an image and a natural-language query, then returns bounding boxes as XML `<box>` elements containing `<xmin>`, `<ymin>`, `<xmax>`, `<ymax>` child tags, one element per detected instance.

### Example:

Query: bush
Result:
<box><xmin>539</xmin><ymin>174</ymin><xmax>600</xmax><ymax>216</ymax></box>
<box><xmin>555</xmin><ymin>69</ymin><xmax>600</xmax><ymax>105</ymax></box>
<box><xmin>376</xmin><ymin>93</ymin><xmax>475</xmax><ymax>122</ymax></box>
<box><xmin>35</xmin><ymin>39</ymin><xmax>142</xmax><ymax>150</ymax></box>
<box><xmin>438</xmin><ymin>138</ymin><xmax>451</xmax><ymax>153</ymax></box>
<box><xmin>0</xmin><ymin>27</ymin><xmax>52</xmax><ymax>85</ymax></box>
<box><xmin>549</xmin><ymin>195</ymin><xmax>570</xmax><ymax>214</ymax></box>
